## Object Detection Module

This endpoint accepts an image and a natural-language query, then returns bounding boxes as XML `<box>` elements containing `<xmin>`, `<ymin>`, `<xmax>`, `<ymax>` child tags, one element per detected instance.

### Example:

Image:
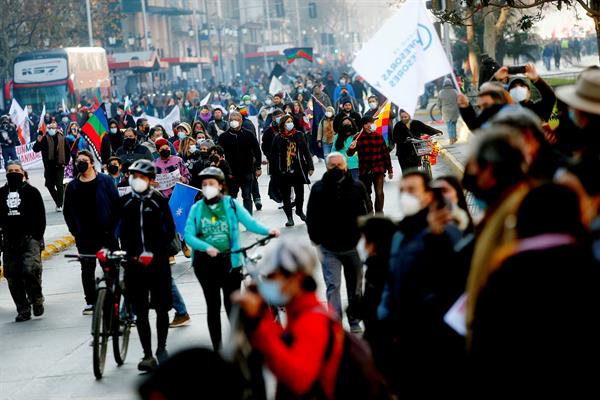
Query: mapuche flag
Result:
<box><xmin>283</xmin><ymin>47</ymin><xmax>313</xmax><ymax>64</ymax></box>
<box><xmin>81</xmin><ymin>107</ymin><xmax>108</xmax><ymax>160</ymax></box>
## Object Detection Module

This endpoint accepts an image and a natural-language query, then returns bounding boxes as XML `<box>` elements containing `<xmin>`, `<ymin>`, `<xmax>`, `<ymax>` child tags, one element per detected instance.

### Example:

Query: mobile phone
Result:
<box><xmin>507</xmin><ymin>65</ymin><xmax>527</xmax><ymax>74</ymax></box>
<box><xmin>431</xmin><ymin>187</ymin><xmax>449</xmax><ymax>210</ymax></box>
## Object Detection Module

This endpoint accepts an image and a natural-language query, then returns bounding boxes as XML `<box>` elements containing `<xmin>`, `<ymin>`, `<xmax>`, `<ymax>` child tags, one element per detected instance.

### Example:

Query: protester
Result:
<box><xmin>306</xmin><ymin>152</ymin><xmax>369</xmax><ymax>332</ymax></box>
<box><xmin>217</xmin><ymin>111</ymin><xmax>263</xmax><ymax>215</ymax></box>
<box><xmin>0</xmin><ymin>115</ymin><xmax>20</xmax><ymax>168</ymax></box>
<box><xmin>115</xmin><ymin>128</ymin><xmax>153</xmax><ymax>163</ymax></box>
<box><xmin>348</xmin><ymin>116</ymin><xmax>393</xmax><ymax>213</ymax></box>
<box><xmin>392</xmin><ymin>110</ymin><xmax>442</xmax><ymax>172</ymax></box>
<box><xmin>63</xmin><ymin>150</ymin><xmax>120</xmax><ymax>314</ymax></box>
<box><xmin>457</xmin><ymin>82</ymin><xmax>510</xmax><ymax>131</ymax></box>
<box><xmin>0</xmin><ymin>161</ymin><xmax>46</xmax><ymax>322</ymax></box>
<box><xmin>317</xmin><ymin>106</ymin><xmax>336</xmax><ymax>157</ymax></box>
<box><xmin>333</xmin><ymin>100</ymin><xmax>361</xmax><ymax>132</ymax></box>
<box><xmin>437</xmin><ymin>79</ymin><xmax>460</xmax><ymax>144</ymax></box>
<box><xmin>118</xmin><ymin>159</ymin><xmax>176</xmax><ymax>371</ymax></box>
<box><xmin>32</xmin><ymin>120</ymin><xmax>69</xmax><ymax>212</ymax></box>
<box><xmin>269</xmin><ymin>114</ymin><xmax>314</xmax><ymax>227</ymax></box>
<box><xmin>184</xmin><ymin>167</ymin><xmax>279</xmax><ymax>350</ymax></box>
<box><xmin>153</xmin><ymin>138</ymin><xmax>191</xmax><ymax>199</ymax></box>
<box><xmin>207</xmin><ymin>108</ymin><xmax>229</xmax><ymax>140</ymax></box>
<box><xmin>106</xmin><ymin>156</ymin><xmax>124</xmax><ymax>186</ymax></box>
<box><xmin>332</xmin><ymin>116</ymin><xmax>360</xmax><ymax>180</ymax></box>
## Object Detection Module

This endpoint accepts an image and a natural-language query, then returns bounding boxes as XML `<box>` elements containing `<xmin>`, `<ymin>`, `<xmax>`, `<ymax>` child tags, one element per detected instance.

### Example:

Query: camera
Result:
<box><xmin>507</xmin><ymin>65</ymin><xmax>527</xmax><ymax>75</ymax></box>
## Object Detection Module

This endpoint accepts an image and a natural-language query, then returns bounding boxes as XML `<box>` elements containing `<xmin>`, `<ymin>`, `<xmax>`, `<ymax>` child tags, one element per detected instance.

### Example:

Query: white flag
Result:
<box><xmin>8</xmin><ymin>99</ymin><xmax>29</xmax><ymax>144</ymax></box>
<box><xmin>134</xmin><ymin>105</ymin><xmax>181</xmax><ymax>136</ymax></box>
<box><xmin>199</xmin><ymin>92</ymin><xmax>211</xmax><ymax>106</ymax></box>
<box><xmin>352</xmin><ymin>1</ymin><xmax>453</xmax><ymax>115</ymax></box>
<box><xmin>269</xmin><ymin>76</ymin><xmax>285</xmax><ymax>96</ymax></box>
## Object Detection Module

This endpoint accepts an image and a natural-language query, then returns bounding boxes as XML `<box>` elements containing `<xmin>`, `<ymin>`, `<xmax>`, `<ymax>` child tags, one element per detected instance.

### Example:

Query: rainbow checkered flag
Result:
<box><xmin>374</xmin><ymin>101</ymin><xmax>392</xmax><ymax>145</ymax></box>
<box><xmin>283</xmin><ymin>47</ymin><xmax>313</xmax><ymax>64</ymax></box>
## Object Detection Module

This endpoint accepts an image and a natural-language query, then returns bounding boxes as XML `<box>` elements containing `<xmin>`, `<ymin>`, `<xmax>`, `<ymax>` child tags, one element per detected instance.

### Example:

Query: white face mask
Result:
<box><xmin>325</xmin><ymin>111</ymin><xmax>333</xmax><ymax>118</ymax></box>
<box><xmin>189</xmin><ymin>145</ymin><xmax>197</xmax><ymax>153</ymax></box>
<box><xmin>129</xmin><ymin>176</ymin><xmax>149</xmax><ymax>193</ymax></box>
<box><xmin>509</xmin><ymin>86</ymin><xmax>529</xmax><ymax>103</ymax></box>
<box><xmin>47</xmin><ymin>128</ymin><xmax>56</xmax><ymax>136</ymax></box>
<box><xmin>110</xmin><ymin>128</ymin><xmax>118</xmax><ymax>134</ymax></box>
<box><xmin>368</xmin><ymin>102</ymin><xmax>377</xmax><ymax>110</ymax></box>
<box><xmin>202</xmin><ymin>185</ymin><xmax>220</xmax><ymax>200</ymax></box>
<box><xmin>398</xmin><ymin>192</ymin><xmax>422</xmax><ymax>217</ymax></box>
<box><xmin>285</xmin><ymin>122</ymin><xmax>295</xmax><ymax>131</ymax></box>
<box><xmin>230</xmin><ymin>120</ymin><xmax>240</xmax><ymax>129</ymax></box>
<box><xmin>369</xmin><ymin>123</ymin><xmax>377</xmax><ymax>132</ymax></box>
<box><xmin>250</xmin><ymin>94</ymin><xmax>257</xmax><ymax>101</ymax></box>
<box><xmin>265</xmin><ymin>99</ymin><xmax>273</xmax><ymax>105</ymax></box>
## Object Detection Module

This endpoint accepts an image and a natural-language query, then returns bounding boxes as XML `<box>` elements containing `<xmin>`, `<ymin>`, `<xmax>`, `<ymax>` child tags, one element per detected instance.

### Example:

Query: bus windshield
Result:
<box><xmin>14</xmin><ymin>84</ymin><xmax>68</xmax><ymax>112</ymax></box>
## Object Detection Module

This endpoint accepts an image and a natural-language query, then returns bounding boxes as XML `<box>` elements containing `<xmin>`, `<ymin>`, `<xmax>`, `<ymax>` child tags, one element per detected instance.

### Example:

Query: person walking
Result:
<box><xmin>115</xmin><ymin>128</ymin><xmax>153</xmax><ymax>164</ymax></box>
<box><xmin>0</xmin><ymin>161</ymin><xmax>46</xmax><ymax>322</ymax></box>
<box><xmin>32</xmin><ymin>120</ymin><xmax>69</xmax><ymax>212</ymax></box>
<box><xmin>348</xmin><ymin>116</ymin><xmax>394</xmax><ymax>213</ymax></box>
<box><xmin>63</xmin><ymin>150</ymin><xmax>120</xmax><ymax>314</ymax></box>
<box><xmin>316</xmin><ymin>106</ymin><xmax>336</xmax><ymax>157</ymax></box>
<box><xmin>153</xmin><ymin>138</ymin><xmax>191</xmax><ymax>199</ymax></box>
<box><xmin>269</xmin><ymin>114</ymin><xmax>314</xmax><ymax>227</ymax></box>
<box><xmin>217</xmin><ymin>111</ymin><xmax>263</xmax><ymax>215</ymax></box>
<box><xmin>184</xmin><ymin>167</ymin><xmax>279</xmax><ymax>350</ymax></box>
<box><xmin>118</xmin><ymin>159</ymin><xmax>176</xmax><ymax>371</ymax></box>
<box><xmin>332</xmin><ymin>116</ymin><xmax>360</xmax><ymax>180</ymax></box>
<box><xmin>0</xmin><ymin>115</ymin><xmax>20</xmax><ymax>169</ymax></box>
<box><xmin>437</xmin><ymin>79</ymin><xmax>460</xmax><ymax>144</ymax></box>
<box><xmin>306</xmin><ymin>152</ymin><xmax>369</xmax><ymax>333</ymax></box>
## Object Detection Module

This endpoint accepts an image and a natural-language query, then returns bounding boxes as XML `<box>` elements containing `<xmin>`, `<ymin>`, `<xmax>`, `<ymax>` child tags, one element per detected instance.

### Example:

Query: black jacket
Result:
<box><xmin>0</xmin><ymin>122</ymin><xmax>20</xmax><ymax>149</ymax></box>
<box><xmin>207</xmin><ymin>119</ymin><xmax>229</xmax><ymax>140</ymax></box>
<box><xmin>32</xmin><ymin>133</ymin><xmax>70</xmax><ymax>167</ymax></box>
<box><xmin>306</xmin><ymin>171</ymin><xmax>369</xmax><ymax>252</ymax></box>
<box><xmin>118</xmin><ymin>189</ymin><xmax>175</xmax><ymax>258</ymax></box>
<box><xmin>218</xmin><ymin>126</ymin><xmax>262</xmax><ymax>176</ymax></box>
<box><xmin>0</xmin><ymin>182</ymin><xmax>46</xmax><ymax>241</ymax></box>
<box><xmin>459</xmin><ymin>103</ymin><xmax>504</xmax><ymax>131</ymax></box>
<box><xmin>393</xmin><ymin>120</ymin><xmax>442</xmax><ymax>169</ymax></box>
<box><xmin>519</xmin><ymin>78</ymin><xmax>557</xmax><ymax>122</ymax></box>
<box><xmin>261</xmin><ymin>125</ymin><xmax>278</xmax><ymax>163</ymax></box>
<box><xmin>115</xmin><ymin>143</ymin><xmax>153</xmax><ymax>164</ymax></box>
<box><xmin>333</xmin><ymin>110</ymin><xmax>361</xmax><ymax>133</ymax></box>
<box><xmin>269</xmin><ymin>131</ymin><xmax>314</xmax><ymax>184</ymax></box>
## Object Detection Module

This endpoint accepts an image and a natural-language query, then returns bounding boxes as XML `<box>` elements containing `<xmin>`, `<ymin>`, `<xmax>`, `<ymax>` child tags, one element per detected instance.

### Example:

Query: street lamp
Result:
<box><xmin>128</xmin><ymin>35</ymin><xmax>135</xmax><ymax>47</ymax></box>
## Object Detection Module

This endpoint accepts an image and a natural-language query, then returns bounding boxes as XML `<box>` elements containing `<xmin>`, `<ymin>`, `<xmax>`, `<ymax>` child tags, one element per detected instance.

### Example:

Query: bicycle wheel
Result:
<box><xmin>92</xmin><ymin>288</ymin><xmax>111</xmax><ymax>379</ymax></box>
<box><xmin>422</xmin><ymin>158</ymin><xmax>432</xmax><ymax>179</ymax></box>
<box><xmin>113</xmin><ymin>293</ymin><xmax>132</xmax><ymax>366</ymax></box>
<box><xmin>429</xmin><ymin>103</ymin><xmax>440</xmax><ymax>121</ymax></box>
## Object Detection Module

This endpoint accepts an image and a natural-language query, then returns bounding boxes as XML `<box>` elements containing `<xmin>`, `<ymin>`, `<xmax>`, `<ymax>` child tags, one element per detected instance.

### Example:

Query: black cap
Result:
<box><xmin>359</xmin><ymin>116</ymin><xmax>375</xmax><ymax>127</ymax></box>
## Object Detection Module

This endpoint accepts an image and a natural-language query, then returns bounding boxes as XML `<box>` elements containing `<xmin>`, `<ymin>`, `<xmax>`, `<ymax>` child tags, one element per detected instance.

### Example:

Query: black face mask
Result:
<box><xmin>200</xmin><ymin>151</ymin><xmax>209</xmax><ymax>159</ymax></box>
<box><xmin>107</xmin><ymin>164</ymin><xmax>119</xmax><ymax>175</ymax></box>
<box><xmin>6</xmin><ymin>172</ymin><xmax>23</xmax><ymax>188</ymax></box>
<box><xmin>325</xmin><ymin>167</ymin><xmax>346</xmax><ymax>183</ymax></box>
<box><xmin>124</xmin><ymin>138</ymin><xmax>136</xmax><ymax>148</ymax></box>
<box><xmin>76</xmin><ymin>160</ymin><xmax>89</xmax><ymax>174</ymax></box>
<box><xmin>159</xmin><ymin>149</ymin><xmax>171</xmax><ymax>158</ymax></box>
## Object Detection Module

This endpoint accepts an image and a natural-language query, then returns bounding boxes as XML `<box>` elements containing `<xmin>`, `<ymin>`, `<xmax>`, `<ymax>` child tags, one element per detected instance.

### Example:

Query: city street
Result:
<box><xmin>0</xmin><ymin>151</ymin><xmax>455</xmax><ymax>400</ymax></box>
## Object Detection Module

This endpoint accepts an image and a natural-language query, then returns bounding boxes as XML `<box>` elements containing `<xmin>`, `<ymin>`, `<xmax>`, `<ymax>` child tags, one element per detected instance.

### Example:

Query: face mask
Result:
<box><xmin>230</xmin><ymin>120</ymin><xmax>240</xmax><ymax>129</ymax></box>
<box><xmin>47</xmin><ymin>128</ymin><xmax>56</xmax><ymax>136</ymax></box>
<box><xmin>71</xmin><ymin>127</ymin><xmax>78</xmax><ymax>134</ymax></box>
<box><xmin>339</xmin><ymin>79</ymin><xmax>346</xmax><ymax>85</ymax></box>
<box><xmin>250</xmin><ymin>95</ymin><xmax>257</xmax><ymax>101</ymax></box>
<box><xmin>398</xmin><ymin>192</ymin><xmax>422</xmax><ymax>217</ymax></box>
<box><xmin>285</xmin><ymin>122</ymin><xmax>295</xmax><ymax>131</ymax></box>
<box><xmin>189</xmin><ymin>145</ymin><xmax>197</xmax><ymax>153</ymax></box>
<box><xmin>6</xmin><ymin>172</ymin><xmax>23</xmax><ymax>188</ymax></box>
<box><xmin>110</xmin><ymin>128</ymin><xmax>117</xmax><ymax>134</ymax></box>
<box><xmin>265</xmin><ymin>99</ymin><xmax>272</xmax><ymax>105</ymax></box>
<box><xmin>274</xmin><ymin>117</ymin><xmax>282</xmax><ymax>125</ymax></box>
<box><xmin>258</xmin><ymin>279</ymin><xmax>290</xmax><ymax>306</ymax></box>
<box><xmin>76</xmin><ymin>160</ymin><xmax>89</xmax><ymax>174</ymax></box>
<box><xmin>185</xmin><ymin>102</ymin><xmax>190</xmax><ymax>107</ymax></box>
<box><xmin>343</xmin><ymin>125</ymin><xmax>353</xmax><ymax>134</ymax></box>
<box><xmin>124</xmin><ymin>138</ymin><xmax>136</xmax><ymax>148</ymax></box>
<box><xmin>178</xmin><ymin>132</ymin><xmax>186</xmax><ymax>140</ymax></box>
<box><xmin>202</xmin><ymin>185</ymin><xmax>220</xmax><ymax>200</ymax></box>
<box><xmin>368</xmin><ymin>102</ymin><xmax>377</xmax><ymax>110</ymax></box>
<box><xmin>62</xmin><ymin>117</ymin><xmax>69</xmax><ymax>123</ymax></box>
<box><xmin>325</xmin><ymin>111</ymin><xmax>333</xmax><ymax>118</ymax></box>
<box><xmin>159</xmin><ymin>149</ymin><xmax>171</xmax><ymax>158</ymax></box>
<box><xmin>129</xmin><ymin>176</ymin><xmax>149</xmax><ymax>193</ymax></box>
<box><xmin>369</xmin><ymin>123</ymin><xmax>377</xmax><ymax>132</ymax></box>
<box><xmin>136</xmin><ymin>107</ymin><xmax>142</xmax><ymax>112</ymax></box>
<box><xmin>509</xmin><ymin>86</ymin><xmax>528</xmax><ymax>103</ymax></box>
<box><xmin>107</xmin><ymin>164</ymin><xmax>119</xmax><ymax>175</ymax></box>
<box><xmin>326</xmin><ymin>167</ymin><xmax>345</xmax><ymax>182</ymax></box>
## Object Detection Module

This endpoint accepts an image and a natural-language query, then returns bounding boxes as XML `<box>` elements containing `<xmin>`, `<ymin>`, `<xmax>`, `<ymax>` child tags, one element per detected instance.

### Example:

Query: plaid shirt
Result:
<box><xmin>347</xmin><ymin>129</ymin><xmax>392</xmax><ymax>175</ymax></box>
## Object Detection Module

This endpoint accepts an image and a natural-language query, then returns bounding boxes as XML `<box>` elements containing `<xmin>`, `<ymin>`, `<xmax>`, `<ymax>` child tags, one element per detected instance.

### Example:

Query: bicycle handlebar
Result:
<box><xmin>64</xmin><ymin>250</ymin><xmax>128</xmax><ymax>261</ymax></box>
<box><xmin>220</xmin><ymin>234</ymin><xmax>276</xmax><ymax>256</ymax></box>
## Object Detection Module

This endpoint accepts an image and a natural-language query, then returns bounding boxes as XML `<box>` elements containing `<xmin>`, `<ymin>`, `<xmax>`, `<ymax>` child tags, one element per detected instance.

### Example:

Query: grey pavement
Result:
<box><xmin>0</xmin><ymin>151</ymin><xmax>457</xmax><ymax>400</ymax></box>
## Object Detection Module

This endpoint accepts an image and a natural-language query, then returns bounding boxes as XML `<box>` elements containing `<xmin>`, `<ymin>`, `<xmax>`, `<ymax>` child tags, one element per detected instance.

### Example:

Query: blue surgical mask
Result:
<box><xmin>178</xmin><ymin>132</ymin><xmax>186</xmax><ymax>140</ymax></box>
<box><xmin>568</xmin><ymin>109</ymin><xmax>581</xmax><ymax>128</ymax></box>
<box><xmin>258</xmin><ymin>279</ymin><xmax>290</xmax><ymax>306</ymax></box>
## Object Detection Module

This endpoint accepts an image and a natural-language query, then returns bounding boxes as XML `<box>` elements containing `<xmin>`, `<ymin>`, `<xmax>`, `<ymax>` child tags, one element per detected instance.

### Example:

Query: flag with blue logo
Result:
<box><xmin>168</xmin><ymin>182</ymin><xmax>200</xmax><ymax>237</ymax></box>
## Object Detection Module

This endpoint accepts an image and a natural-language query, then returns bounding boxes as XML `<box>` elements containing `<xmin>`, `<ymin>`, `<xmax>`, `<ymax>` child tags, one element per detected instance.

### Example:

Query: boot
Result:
<box><xmin>295</xmin><ymin>209</ymin><xmax>307</xmax><ymax>222</ymax></box>
<box><xmin>284</xmin><ymin>208</ymin><xmax>295</xmax><ymax>227</ymax></box>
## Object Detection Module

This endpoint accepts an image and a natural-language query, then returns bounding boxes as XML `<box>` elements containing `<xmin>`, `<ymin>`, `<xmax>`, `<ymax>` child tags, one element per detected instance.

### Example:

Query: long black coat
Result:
<box><xmin>269</xmin><ymin>131</ymin><xmax>314</xmax><ymax>184</ymax></box>
<box><xmin>393</xmin><ymin>119</ymin><xmax>441</xmax><ymax>170</ymax></box>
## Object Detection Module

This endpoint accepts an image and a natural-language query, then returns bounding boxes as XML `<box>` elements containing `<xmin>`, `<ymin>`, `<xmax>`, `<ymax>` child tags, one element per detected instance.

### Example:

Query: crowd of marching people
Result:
<box><xmin>2</xmin><ymin>60</ymin><xmax>600</xmax><ymax>399</ymax></box>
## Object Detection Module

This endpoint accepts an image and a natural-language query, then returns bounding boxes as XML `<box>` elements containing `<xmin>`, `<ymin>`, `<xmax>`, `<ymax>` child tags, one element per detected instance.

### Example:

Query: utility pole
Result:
<box><xmin>85</xmin><ymin>0</ymin><xmax>94</xmax><ymax>47</ymax></box>
<box><xmin>141</xmin><ymin>0</ymin><xmax>149</xmax><ymax>51</ymax></box>
<box><xmin>193</xmin><ymin>1</ymin><xmax>203</xmax><ymax>85</ymax></box>
<box><xmin>203</xmin><ymin>0</ymin><xmax>217</xmax><ymax>79</ymax></box>
<box><xmin>294</xmin><ymin>0</ymin><xmax>302</xmax><ymax>46</ymax></box>
<box><xmin>441</xmin><ymin>0</ymin><xmax>453</xmax><ymax>65</ymax></box>
<box><xmin>263</xmin><ymin>0</ymin><xmax>272</xmax><ymax>73</ymax></box>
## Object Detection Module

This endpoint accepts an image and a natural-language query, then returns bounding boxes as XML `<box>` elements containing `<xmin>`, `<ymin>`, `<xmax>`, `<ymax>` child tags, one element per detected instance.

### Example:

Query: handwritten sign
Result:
<box><xmin>155</xmin><ymin>169</ymin><xmax>181</xmax><ymax>191</ymax></box>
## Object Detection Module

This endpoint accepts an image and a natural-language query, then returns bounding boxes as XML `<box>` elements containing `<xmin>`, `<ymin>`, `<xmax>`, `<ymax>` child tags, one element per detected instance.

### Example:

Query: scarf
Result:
<box><xmin>324</xmin><ymin>119</ymin><xmax>334</xmax><ymax>144</ymax></box>
<box><xmin>282</xmin><ymin>131</ymin><xmax>298</xmax><ymax>172</ymax></box>
<box><xmin>47</xmin><ymin>133</ymin><xmax>66</xmax><ymax>165</ymax></box>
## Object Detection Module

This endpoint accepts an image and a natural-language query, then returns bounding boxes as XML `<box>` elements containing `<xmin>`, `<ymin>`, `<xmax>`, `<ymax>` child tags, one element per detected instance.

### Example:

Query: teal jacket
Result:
<box><xmin>184</xmin><ymin>195</ymin><xmax>270</xmax><ymax>268</ymax></box>
<box><xmin>332</xmin><ymin>134</ymin><xmax>359</xmax><ymax>170</ymax></box>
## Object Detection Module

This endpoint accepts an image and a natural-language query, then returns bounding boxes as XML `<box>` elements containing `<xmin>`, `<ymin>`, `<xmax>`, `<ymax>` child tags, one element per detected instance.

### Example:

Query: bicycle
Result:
<box><xmin>407</xmin><ymin>134</ymin><xmax>441</xmax><ymax>179</ymax></box>
<box><xmin>65</xmin><ymin>250</ymin><xmax>134</xmax><ymax>379</ymax></box>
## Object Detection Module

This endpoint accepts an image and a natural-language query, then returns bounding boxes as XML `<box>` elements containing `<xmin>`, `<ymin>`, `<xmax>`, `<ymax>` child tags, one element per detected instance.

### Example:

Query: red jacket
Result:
<box><xmin>251</xmin><ymin>292</ymin><xmax>344</xmax><ymax>399</ymax></box>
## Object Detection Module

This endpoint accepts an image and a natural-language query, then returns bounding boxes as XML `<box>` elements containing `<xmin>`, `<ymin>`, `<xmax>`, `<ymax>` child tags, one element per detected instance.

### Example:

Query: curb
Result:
<box><xmin>439</xmin><ymin>148</ymin><xmax>465</xmax><ymax>177</ymax></box>
<box><xmin>41</xmin><ymin>235</ymin><xmax>76</xmax><ymax>260</ymax></box>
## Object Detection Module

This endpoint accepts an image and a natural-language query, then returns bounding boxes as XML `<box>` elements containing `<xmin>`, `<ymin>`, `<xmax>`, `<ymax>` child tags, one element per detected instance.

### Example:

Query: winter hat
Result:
<box><xmin>155</xmin><ymin>138</ymin><xmax>169</xmax><ymax>149</ymax></box>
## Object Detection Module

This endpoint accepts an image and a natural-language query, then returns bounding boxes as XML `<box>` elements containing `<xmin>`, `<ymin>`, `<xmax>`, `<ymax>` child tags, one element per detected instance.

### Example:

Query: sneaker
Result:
<box><xmin>350</xmin><ymin>322</ymin><xmax>363</xmax><ymax>334</ymax></box>
<box><xmin>169</xmin><ymin>313</ymin><xmax>191</xmax><ymax>328</ymax></box>
<box><xmin>182</xmin><ymin>242</ymin><xmax>192</xmax><ymax>258</ymax></box>
<box><xmin>33</xmin><ymin>303</ymin><xmax>44</xmax><ymax>317</ymax></box>
<box><xmin>156</xmin><ymin>347</ymin><xmax>169</xmax><ymax>364</ymax></box>
<box><xmin>137</xmin><ymin>356</ymin><xmax>158</xmax><ymax>372</ymax></box>
<box><xmin>255</xmin><ymin>201</ymin><xmax>263</xmax><ymax>211</ymax></box>
<box><xmin>15</xmin><ymin>312</ymin><xmax>31</xmax><ymax>322</ymax></box>
<box><xmin>169</xmin><ymin>256</ymin><xmax>176</xmax><ymax>265</ymax></box>
<box><xmin>55</xmin><ymin>206</ymin><xmax>62</xmax><ymax>212</ymax></box>
<box><xmin>82</xmin><ymin>304</ymin><xmax>94</xmax><ymax>315</ymax></box>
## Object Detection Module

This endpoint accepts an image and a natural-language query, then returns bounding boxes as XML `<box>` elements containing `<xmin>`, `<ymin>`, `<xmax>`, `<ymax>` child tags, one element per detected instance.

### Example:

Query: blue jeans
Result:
<box><xmin>319</xmin><ymin>246</ymin><xmax>363</xmax><ymax>324</ymax></box>
<box><xmin>172</xmin><ymin>277</ymin><xmax>188</xmax><ymax>316</ymax></box>
<box><xmin>322</xmin><ymin>143</ymin><xmax>333</xmax><ymax>158</ymax></box>
<box><xmin>446</xmin><ymin>120</ymin><xmax>457</xmax><ymax>141</ymax></box>
<box><xmin>350</xmin><ymin>169</ymin><xmax>359</xmax><ymax>181</ymax></box>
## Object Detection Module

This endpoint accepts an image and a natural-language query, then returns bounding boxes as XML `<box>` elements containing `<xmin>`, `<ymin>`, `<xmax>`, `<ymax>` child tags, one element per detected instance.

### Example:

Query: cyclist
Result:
<box><xmin>392</xmin><ymin>110</ymin><xmax>442</xmax><ymax>173</ymax></box>
<box><xmin>117</xmin><ymin>159</ymin><xmax>176</xmax><ymax>371</ymax></box>
<box><xmin>184</xmin><ymin>167</ymin><xmax>280</xmax><ymax>350</ymax></box>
